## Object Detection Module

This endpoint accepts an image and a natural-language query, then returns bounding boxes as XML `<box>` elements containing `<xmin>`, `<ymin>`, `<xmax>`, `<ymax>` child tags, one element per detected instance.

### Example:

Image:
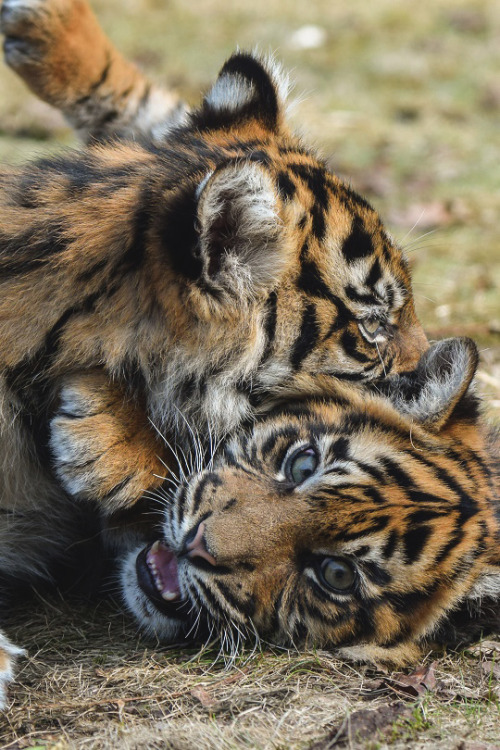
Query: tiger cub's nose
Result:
<box><xmin>185</xmin><ymin>521</ymin><xmax>217</xmax><ymax>567</ymax></box>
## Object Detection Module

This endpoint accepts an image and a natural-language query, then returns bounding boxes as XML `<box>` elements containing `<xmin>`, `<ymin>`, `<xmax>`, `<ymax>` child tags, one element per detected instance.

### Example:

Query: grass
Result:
<box><xmin>0</xmin><ymin>0</ymin><xmax>499</xmax><ymax>746</ymax></box>
<box><xmin>3</xmin><ymin>598</ymin><xmax>500</xmax><ymax>748</ymax></box>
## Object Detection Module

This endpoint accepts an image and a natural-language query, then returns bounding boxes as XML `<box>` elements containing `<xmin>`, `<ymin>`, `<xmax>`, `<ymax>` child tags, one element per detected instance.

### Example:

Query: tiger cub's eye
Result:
<box><xmin>286</xmin><ymin>446</ymin><xmax>318</xmax><ymax>485</ymax></box>
<box><xmin>359</xmin><ymin>318</ymin><xmax>386</xmax><ymax>341</ymax></box>
<box><xmin>319</xmin><ymin>558</ymin><xmax>356</xmax><ymax>592</ymax></box>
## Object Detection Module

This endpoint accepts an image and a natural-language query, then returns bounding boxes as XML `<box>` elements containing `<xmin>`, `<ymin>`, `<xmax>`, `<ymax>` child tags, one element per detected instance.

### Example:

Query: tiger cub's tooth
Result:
<box><xmin>161</xmin><ymin>591</ymin><xmax>179</xmax><ymax>601</ymax></box>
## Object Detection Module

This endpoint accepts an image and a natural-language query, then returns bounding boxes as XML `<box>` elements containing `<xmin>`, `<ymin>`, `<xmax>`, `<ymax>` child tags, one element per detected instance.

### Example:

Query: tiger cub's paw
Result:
<box><xmin>0</xmin><ymin>633</ymin><xmax>24</xmax><ymax>711</ymax></box>
<box><xmin>1</xmin><ymin>0</ymin><xmax>110</xmax><ymax>109</ymax></box>
<box><xmin>50</xmin><ymin>372</ymin><xmax>167</xmax><ymax>515</ymax></box>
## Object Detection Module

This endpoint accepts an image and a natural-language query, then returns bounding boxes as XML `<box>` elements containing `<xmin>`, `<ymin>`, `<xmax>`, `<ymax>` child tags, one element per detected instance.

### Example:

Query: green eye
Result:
<box><xmin>360</xmin><ymin>318</ymin><xmax>385</xmax><ymax>339</ymax></box>
<box><xmin>319</xmin><ymin>558</ymin><xmax>356</xmax><ymax>592</ymax></box>
<box><xmin>286</xmin><ymin>447</ymin><xmax>318</xmax><ymax>485</ymax></box>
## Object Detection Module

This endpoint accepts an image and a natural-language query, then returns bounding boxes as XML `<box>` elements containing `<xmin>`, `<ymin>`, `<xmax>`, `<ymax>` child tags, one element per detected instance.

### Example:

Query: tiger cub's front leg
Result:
<box><xmin>50</xmin><ymin>372</ymin><xmax>171</xmax><ymax>515</ymax></box>
<box><xmin>1</xmin><ymin>0</ymin><xmax>186</xmax><ymax>142</ymax></box>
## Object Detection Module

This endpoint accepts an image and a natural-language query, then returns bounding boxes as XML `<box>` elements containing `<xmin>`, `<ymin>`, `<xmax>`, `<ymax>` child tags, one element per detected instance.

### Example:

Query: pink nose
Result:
<box><xmin>186</xmin><ymin>522</ymin><xmax>217</xmax><ymax>566</ymax></box>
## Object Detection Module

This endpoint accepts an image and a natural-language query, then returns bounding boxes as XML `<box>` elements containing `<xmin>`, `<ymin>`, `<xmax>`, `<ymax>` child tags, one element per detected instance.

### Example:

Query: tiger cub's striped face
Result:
<box><xmin>121</xmin><ymin>339</ymin><xmax>500</xmax><ymax>665</ymax></box>
<box><xmin>263</xmin><ymin>160</ymin><xmax>425</xmax><ymax>382</ymax></box>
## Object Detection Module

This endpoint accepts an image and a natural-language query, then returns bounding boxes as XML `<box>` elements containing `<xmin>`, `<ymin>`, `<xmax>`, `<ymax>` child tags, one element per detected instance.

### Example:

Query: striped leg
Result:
<box><xmin>1</xmin><ymin>0</ymin><xmax>187</xmax><ymax>142</ymax></box>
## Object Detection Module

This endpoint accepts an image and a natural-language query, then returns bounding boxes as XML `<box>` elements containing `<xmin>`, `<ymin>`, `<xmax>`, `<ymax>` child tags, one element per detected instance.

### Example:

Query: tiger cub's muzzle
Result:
<box><xmin>133</xmin><ymin>511</ymin><xmax>227</xmax><ymax>626</ymax></box>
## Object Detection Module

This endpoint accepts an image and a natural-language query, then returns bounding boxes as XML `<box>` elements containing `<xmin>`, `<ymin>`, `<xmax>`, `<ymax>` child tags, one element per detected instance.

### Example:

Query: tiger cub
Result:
<box><xmin>114</xmin><ymin>337</ymin><xmax>499</xmax><ymax>667</ymax></box>
<box><xmin>25</xmin><ymin>338</ymin><xmax>500</xmax><ymax>667</ymax></box>
<box><xmin>0</xmin><ymin>0</ymin><xmax>430</xmax><ymax>705</ymax></box>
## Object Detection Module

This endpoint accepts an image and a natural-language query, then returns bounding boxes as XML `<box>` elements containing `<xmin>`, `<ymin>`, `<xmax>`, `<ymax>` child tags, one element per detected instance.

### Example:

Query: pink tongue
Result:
<box><xmin>146</xmin><ymin>541</ymin><xmax>181</xmax><ymax>601</ymax></box>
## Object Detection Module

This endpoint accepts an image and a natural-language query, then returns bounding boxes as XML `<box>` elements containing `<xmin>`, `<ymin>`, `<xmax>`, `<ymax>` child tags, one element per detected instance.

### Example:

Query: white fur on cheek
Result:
<box><xmin>467</xmin><ymin>572</ymin><xmax>500</xmax><ymax>601</ymax></box>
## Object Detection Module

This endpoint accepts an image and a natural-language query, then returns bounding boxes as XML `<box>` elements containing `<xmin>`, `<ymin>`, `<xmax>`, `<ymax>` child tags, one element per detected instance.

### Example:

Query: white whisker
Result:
<box><xmin>172</xmin><ymin>405</ymin><xmax>206</xmax><ymax>474</ymax></box>
<box><xmin>375</xmin><ymin>341</ymin><xmax>387</xmax><ymax>377</ymax></box>
<box><xmin>148</xmin><ymin>419</ymin><xmax>188</xmax><ymax>483</ymax></box>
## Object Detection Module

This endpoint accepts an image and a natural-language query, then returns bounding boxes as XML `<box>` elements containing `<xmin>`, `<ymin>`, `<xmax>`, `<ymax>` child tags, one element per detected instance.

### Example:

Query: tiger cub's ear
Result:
<box><xmin>385</xmin><ymin>337</ymin><xmax>479</xmax><ymax>430</ymax></box>
<box><xmin>191</xmin><ymin>52</ymin><xmax>290</xmax><ymax>133</ymax></box>
<box><xmin>196</xmin><ymin>161</ymin><xmax>287</xmax><ymax>297</ymax></box>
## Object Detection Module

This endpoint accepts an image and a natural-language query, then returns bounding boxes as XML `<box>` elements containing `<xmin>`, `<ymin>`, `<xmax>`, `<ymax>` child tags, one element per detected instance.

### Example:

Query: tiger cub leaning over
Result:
<box><xmin>47</xmin><ymin>338</ymin><xmax>500</xmax><ymax>668</ymax></box>
<box><xmin>0</xmin><ymin>0</ymin><xmax>429</xmax><ymax>705</ymax></box>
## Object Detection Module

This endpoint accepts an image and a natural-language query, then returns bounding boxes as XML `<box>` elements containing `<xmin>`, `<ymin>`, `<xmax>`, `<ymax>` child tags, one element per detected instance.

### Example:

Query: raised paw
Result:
<box><xmin>1</xmin><ymin>0</ymin><xmax>99</xmax><ymax>103</ymax></box>
<box><xmin>1</xmin><ymin>0</ymin><xmax>137</xmax><ymax>131</ymax></box>
<box><xmin>50</xmin><ymin>372</ymin><xmax>170</xmax><ymax>515</ymax></box>
<box><xmin>0</xmin><ymin>632</ymin><xmax>24</xmax><ymax>711</ymax></box>
<box><xmin>1</xmin><ymin>0</ymin><xmax>52</xmax><ymax>64</ymax></box>
<box><xmin>1</xmin><ymin>0</ymin><xmax>184</xmax><ymax>141</ymax></box>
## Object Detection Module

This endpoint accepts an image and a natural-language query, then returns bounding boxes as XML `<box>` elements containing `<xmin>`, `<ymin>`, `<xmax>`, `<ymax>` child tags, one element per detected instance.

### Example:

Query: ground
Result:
<box><xmin>0</xmin><ymin>0</ymin><xmax>499</xmax><ymax>747</ymax></box>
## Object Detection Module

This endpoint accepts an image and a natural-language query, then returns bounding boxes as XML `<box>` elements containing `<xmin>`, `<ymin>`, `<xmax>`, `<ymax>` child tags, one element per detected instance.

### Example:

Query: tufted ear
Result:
<box><xmin>191</xmin><ymin>52</ymin><xmax>290</xmax><ymax>133</ymax></box>
<box><xmin>196</xmin><ymin>161</ymin><xmax>286</xmax><ymax>297</ymax></box>
<box><xmin>384</xmin><ymin>338</ymin><xmax>480</xmax><ymax>431</ymax></box>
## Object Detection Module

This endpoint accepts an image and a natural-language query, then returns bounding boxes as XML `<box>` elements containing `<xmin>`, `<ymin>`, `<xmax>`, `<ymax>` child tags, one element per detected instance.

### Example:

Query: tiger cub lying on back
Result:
<box><xmin>31</xmin><ymin>338</ymin><xmax>500</xmax><ymax>668</ymax></box>
<box><xmin>0</xmin><ymin>0</ymin><xmax>430</xmax><ymax>705</ymax></box>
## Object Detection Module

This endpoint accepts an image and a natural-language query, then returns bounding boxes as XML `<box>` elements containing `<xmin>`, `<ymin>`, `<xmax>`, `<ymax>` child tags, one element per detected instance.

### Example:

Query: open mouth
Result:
<box><xmin>135</xmin><ymin>540</ymin><xmax>190</xmax><ymax>620</ymax></box>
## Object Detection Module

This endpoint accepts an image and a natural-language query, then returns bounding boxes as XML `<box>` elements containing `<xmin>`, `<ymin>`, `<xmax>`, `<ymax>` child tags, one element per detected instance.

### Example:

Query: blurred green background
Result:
<box><xmin>0</xmin><ymin>0</ymin><xmax>499</xmax><ymax>411</ymax></box>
